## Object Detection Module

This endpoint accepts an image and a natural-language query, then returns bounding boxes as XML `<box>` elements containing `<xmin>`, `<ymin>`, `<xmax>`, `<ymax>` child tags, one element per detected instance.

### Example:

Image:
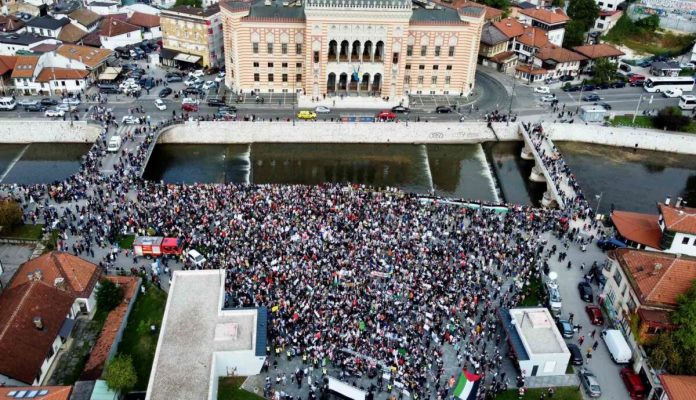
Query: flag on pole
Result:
<box><xmin>452</xmin><ymin>371</ymin><xmax>481</xmax><ymax>400</ymax></box>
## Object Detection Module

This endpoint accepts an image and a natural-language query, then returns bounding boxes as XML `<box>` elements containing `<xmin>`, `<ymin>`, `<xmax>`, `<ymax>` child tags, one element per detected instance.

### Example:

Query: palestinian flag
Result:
<box><xmin>452</xmin><ymin>370</ymin><xmax>481</xmax><ymax>400</ymax></box>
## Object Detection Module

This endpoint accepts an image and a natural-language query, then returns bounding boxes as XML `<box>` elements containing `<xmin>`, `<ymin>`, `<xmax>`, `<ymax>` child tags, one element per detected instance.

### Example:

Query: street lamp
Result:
<box><xmin>595</xmin><ymin>192</ymin><xmax>603</xmax><ymax>216</ymax></box>
<box><xmin>632</xmin><ymin>95</ymin><xmax>644</xmax><ymax>124</ymax></box>
<box><xmin>507</xmin><ymin>77</ymin><xmax>516</xmax><ymax>126</ymax></box>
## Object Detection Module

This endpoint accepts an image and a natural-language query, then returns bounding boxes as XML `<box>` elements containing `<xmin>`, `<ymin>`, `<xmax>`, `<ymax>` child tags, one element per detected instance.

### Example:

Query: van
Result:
<box><xmin>602</xmin><ymin>329</ymin><xmax>632</xmax><ymax>363</ymax></box>
<box><xmin>620</xmin><ymin>368</ymin><xmax>646</xmax><ymax>399</ymax></box>
<box><xmin>107</xmin><ymin>136</ymin><xmax>121</xmax><ymax>152</ymax></box>
<box><xmin>0</xmin><ymin>97</ymin><xmax>17</xmax><ymax>110</ymax></box>
<box><xmin>679</xmin><ymin>94</ymin><xmax>696</xmax><ymax>110</ymax></box>
<box><xmin>98</xmin><ymin>84</ymin><xmax>120</xmax><ymax>94</ymax></box>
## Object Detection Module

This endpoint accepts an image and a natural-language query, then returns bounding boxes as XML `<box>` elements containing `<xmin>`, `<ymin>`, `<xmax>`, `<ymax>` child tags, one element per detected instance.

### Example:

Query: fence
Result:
<box><xmin>628</xmin><ymin>3</ymin><xmax>696</xmax><ymax>33</ymax></box>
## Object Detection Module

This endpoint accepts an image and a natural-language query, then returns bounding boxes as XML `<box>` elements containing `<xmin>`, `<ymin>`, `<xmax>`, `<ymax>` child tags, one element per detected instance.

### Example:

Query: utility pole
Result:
<box><xmin>595</xmin><ymin>192</ymin><xmax>603</xmax><ymax>216</ymax></box>
<box><xmin>632</xmin><ymin>95</ymin><xmax>643</xmax><ymax>124</ymax></box>
<box><xmin>507</xmin><ymin>77</ymin><xmax>516</xmax><ymax>126</ymax></box>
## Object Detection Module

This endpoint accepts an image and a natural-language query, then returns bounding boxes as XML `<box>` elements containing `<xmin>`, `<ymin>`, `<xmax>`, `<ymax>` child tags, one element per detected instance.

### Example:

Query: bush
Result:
<box><xmin>636</xmin><ymin>15</ymin><xmax>660</xmax><ymax>32</ymax></box>
<box><xmin>96</xmin><ymin>278</ymin><xmax>124</xmax><ymax>313</ymax></box>
<box><xmin>653</xmin><ymin>106</ymin><xmax>691</xmax><ymax>132</ymax></box>
<box><xmin>104</xmin><ymin>355</ymin><xmax>137</xmax><ymax>393</ymax></box>
<box><xmin>0</xmin><ymin>199</ymin><xmax>22</xmax><ymax>228</ymax></box>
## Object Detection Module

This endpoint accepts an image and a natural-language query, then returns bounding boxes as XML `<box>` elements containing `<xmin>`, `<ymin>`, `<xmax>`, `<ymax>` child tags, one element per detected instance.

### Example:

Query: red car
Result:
<box><xmin>182</xmin><ymin>103</ymin><xmax>198</xmax><ymax>112</ymax></box>
<box><xmin>585</xmin><ymin>305</ymin><xmax>604</xmax><ymax>326</ymax></box>
<box><xmin>376</xmin><ymin>111</ymin><xmax>396</xmax><ymax>121</ymax></box>
<box><xmin>620</xmin><ymin>368</ymin><xmax>646</xmax><ymax>399</ymax></box>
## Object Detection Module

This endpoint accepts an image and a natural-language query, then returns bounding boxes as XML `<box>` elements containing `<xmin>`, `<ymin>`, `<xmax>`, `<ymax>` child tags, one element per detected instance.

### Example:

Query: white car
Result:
<box><xmin>182</xmin><ymin>97</ymin><xmax>199</xmax><ymax>105</ymax></box>
<box><xmin>189</xmin><ymin>69</ymin><xmax>205</xmax><ymax>78</ymax></box>
<box><xmin>534</xmin><ymin>86</ymin><xmax>551</xmax><ymax>94</ymax></box>
<box><xmin>680</xmin><ymin>62</ymin><xmax>695</xmax><ymax>69</ymax></box>
<box><xmin>17</xmin><ymin>99</ymin><xmax>38</xmax><ymax>106</ymax></box>
<box><xmin>315</xmin><ymin>105</ymin><xmax>331</xmax><ymax>113</ymax></box>
<box><xmin>214</xmin><ymin>72</ymin><xmax>225</xmax><ymax>82</ymax></box>
<box><xmin>541</xmin><ymin>94</ymin><xmax>557</xmax><ymax>102</ymax></box>
<box><xmin>154</xmin><ymin>98</ymin><xmax>167</xmax><ymax>111</ymax></box>
<box><xmin>62</xmin><ymin>97</ymin><xmax>80</xmax><ymax>105</ymax></box>
<box><xmin>186</xmin><ymin>249</ymin><xmax>207</xmax><ymax>267</ymax></box>
<box><xmin>202</xmin><ymin>81</ymin><xmax>217</xmax><ymax>90</ymax></box>
<box><xmin>663</xmin><ymin>88</ymin><xmax>683</xmax><ymax>98</ymax></box>
<box><xmin>44</xmin><ymin>109</ymin><xmax>65</xmax><ymax>117</ymax></box>
<box><xmin>123</xmin><ymin>84</ymin><xmax>141</xmax><ymax>94</ymax></box>
<box><xmin>184</xmin><ymin>77</ymin><xmax>202</xmax><ymax>87</ymax></box>
<box><xmin>55</xmin><ymin>104</ymin><xmax>76</xmax><ymax>112</ymax></box>
<box><xmin>122</xmin><ymin>115</ymin><xmax>139</xmax><ymax>124</ymax></box>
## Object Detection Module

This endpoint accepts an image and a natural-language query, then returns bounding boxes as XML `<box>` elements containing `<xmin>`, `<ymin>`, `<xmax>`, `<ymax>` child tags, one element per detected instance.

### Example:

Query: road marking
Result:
<box><xmin>0</xmin><ymin>144</ymin><xmax>30</xmax><ymax>183</ymax></box>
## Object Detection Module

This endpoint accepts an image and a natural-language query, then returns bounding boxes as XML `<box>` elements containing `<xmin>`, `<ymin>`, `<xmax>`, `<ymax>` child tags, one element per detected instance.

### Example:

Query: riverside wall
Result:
<box><xmin>0</xmin><ymin>121</ymin><xmax>102</xmax><ymax>143</ymax></box>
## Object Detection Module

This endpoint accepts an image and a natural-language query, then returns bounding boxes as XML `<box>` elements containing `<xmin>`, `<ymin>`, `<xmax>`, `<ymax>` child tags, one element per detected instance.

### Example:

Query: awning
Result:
<box><xmin>98</xmin><ymin>66</ymin><xmax>122</xmax><ymax>81</ymax></box>
<box><xmin>173</xmin><ymin>53</ymin><xmax>201</xmax><ymax>64</ymax></box>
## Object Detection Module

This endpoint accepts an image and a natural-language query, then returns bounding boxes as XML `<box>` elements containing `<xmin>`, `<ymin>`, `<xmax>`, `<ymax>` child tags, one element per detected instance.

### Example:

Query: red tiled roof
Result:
<box><xmin>57</xmin><ymin>23</ymin><xmax>88</xmax><ymax>44</ymax></box>
<box><xmin>659</xmin><ymin>203</ymin><xmax>696</xmax><ymax>235</ymax></box>
<box><xmin>637</xmin><ymin>308</ymin><xmax>674</xmax><ymax>327</ymax></box>
<box><xmin>659</xmin><ymin>375</ymin><xmax>696</xmax><ymax>400</ymax></box>
<box><xmin>0</xmin><ymin>55</ymin><xmax>17</xmax><ymax>75</ymax></box>
<box><xmin>10</xmin><ymin>252</ymin><xmax>100</xmax><ymax>299</ymax></box>
<box><xmin>516</xmin><ymin>26</ymin><xmax>550</xmax><ymax>48</ymax></box>
<box><xmin>99</xmin><ymin>17</ymin><xmax>140</xmax><ymax>37</ymax></box>
<box><xmin>440</xmin><ymin>0</ymin><xmax>502</xmax><ymax>21</ymax></box>
<box><xmin>56</xmin><ymin>44</ymin><xmax>113</xmax><ymax>69</ymax></box>
<box><xmin>81</xmin><ymin>276</ymin><xmax>140</xmax><ymax>380</ymax></box>
<box><xmin>519</xmin><ymin>7</ymin><xmax>570</xmax><ymax>25</ymax></box>
<box><xmin>516</xmin><ymin>64</ymin><xmax>546</xmax><ymax>74</ymax></box>
<box><xmin>611</xmin><ymin>210</ymin><xmax>663</xmax><ymax>249</ymax></box>
<box><xmin>36</xmin><ymin>68</ymin><xmax>90</xmax><ymax>82</ymax></box>
<box><xmin>127</xmin><ymin>11</ymin><xmax>160</xmax><ymax>28</ymax></box>
<box><xmin>488</xmin><ymin>50</ymin><xmax>517</xmax><ymax>63</ymax></box>
<box><xmin>81</xmin><ymin>31</ymin><xmax>102</xmax><ymax>47</ymax></box>
<box><xmin>10</xmin><ymin>55</ymin><xmax>38</xmax><ymax>79</ymax></box>
<box><xmin>572</xmin><ymin>44</ymin><xmax>625</xmax><ymax>59</ymax></box>
<box><xmin>0</xmin><ymin>386</ymin><xmax>72</xmax><ymax>400</ymax></box>
<box><xmin>0</xmin><ymin>281</ymin><xmax>75</xmax><ymax>384</ymax></box>
<box><xmin>614</xmin><ymin>248</ymin><xmax>696</xmax><ymax>308</ymax></box>
<box><xmin>493</xmin><ymin>17</ymin><xmax>524</xmax><ymax>39</ymax></box>
<box><xmin>536</xmin><ymin>45</ymin><xmax>586</xmax><ymax>63</ymax></box>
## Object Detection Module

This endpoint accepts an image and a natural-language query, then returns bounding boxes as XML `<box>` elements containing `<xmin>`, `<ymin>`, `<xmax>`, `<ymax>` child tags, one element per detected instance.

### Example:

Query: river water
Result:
<box><xmin>0</xmin><ymin>143</ymin><xmax>91</xmax><ymax>185</ymax></box>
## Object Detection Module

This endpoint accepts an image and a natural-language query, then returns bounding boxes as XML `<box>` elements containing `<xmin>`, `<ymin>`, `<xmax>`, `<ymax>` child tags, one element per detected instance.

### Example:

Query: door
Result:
<box><xmin>531</xmin><ymin>365</ymin><xmax>538</xmax><ymax>376</ymax></box>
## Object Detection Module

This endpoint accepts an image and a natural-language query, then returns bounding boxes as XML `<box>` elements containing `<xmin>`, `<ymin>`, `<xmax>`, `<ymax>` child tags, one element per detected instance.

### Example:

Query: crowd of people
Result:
<box><xmin>0</xmin><ymin>113</ymin><xmax>598</xmax><ymax>400</ymax></box>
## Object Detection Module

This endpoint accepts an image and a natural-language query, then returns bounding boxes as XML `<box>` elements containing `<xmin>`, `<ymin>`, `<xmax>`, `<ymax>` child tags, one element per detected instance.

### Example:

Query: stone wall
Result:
<box><xmin>0</xmin><ymin>121</ymin><xmax>102</xmax><ymax>143</ymax></box>
<box><xmin>159</xmin><ymin>121</ymin><xmax>520</xmax><ymax>144</ymax></box>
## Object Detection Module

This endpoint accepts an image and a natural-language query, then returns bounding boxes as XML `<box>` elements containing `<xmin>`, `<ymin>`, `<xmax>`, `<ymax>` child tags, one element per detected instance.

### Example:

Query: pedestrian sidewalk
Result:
<box><xmin>297</xmin><ymin>94</ymin><xmax>406</xmax><ymax>109</ymax></box>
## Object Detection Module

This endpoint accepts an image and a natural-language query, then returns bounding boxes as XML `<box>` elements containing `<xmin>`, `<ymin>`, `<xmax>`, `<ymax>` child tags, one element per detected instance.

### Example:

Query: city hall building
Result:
<box><xmin>220</xmin><ymin>0</ymin><xmax>485</xmax><ymax>100</ymax></box>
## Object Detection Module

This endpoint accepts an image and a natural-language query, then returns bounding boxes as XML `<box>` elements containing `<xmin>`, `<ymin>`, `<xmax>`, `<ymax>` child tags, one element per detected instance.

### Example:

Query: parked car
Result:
<box><xmin>214</xmin><ymin>71</ymin><xmax>226</xmax><ymax>82</ymax></box>
<box><xmin>578</xmin><ymin>368</ymin><xmax>602</xmax><ymax>398</ymax></box>
<box><xmin>159</xmin><ymin>87</ymin><xmax>173</xmax><ymax>98</ymax></box>
<box><xmin>376</xmin><ymin>110</ymin><xmax>397</xmax><ymax>121</ymax></box>
<box><xmin>578</xmin><ymin>281</ymin><xmax>593</xmax><ymax>302</ymax></box>
<box><xmin>297</xmin><ymin>110</ymin><xmax>317</xmax><ymax>120</ymax></box>
<box><xmin>581</xmin><ymin>84</ymin><xmax>596</xmax><ymax>92</ymax></box>
<box><xmin>122</xmin><ymin>115</ymin><xmax>139</xmax><ymax>124</ymax></box>
<box><xmin>202</xmin><ymin>80</ymin><xmax>217</xmax><ymax>90</ymax></box>
<box><xmin>541</xmin><ymin>95</ymin><xmax>556</xmax><ymax>102</ymax></box>
<box><xmin>663</xmin><ymin>88</ymin><xmax>683</xmax><ymax>98</ymax></box>
<box><xmin>206</xmin><ymin>98</ymin><xmax>226</xmax><ymax>107</ymax></box>
<box><xmin>620</xmin><ymin>368</ymin><xmax>646</xmax><ymax>399</ymax></box>
<box><xmin>619</xmin><ymin>63</ymin><xmax>632</xmax><ymax>73</ymax></box>
<box><xmin>98</xmin><ymin>84</ymin><xmax>120</xmax><ymax>94</ymax></box>
<box><xmin>680</xmin><ymin>62</ymin><xmax>695</xmax><ymax>69</ymax></box>
<box><xmin>435</xmin><ymin>105</ymin><xmax>452</xmax><ymax>113</ymax></box>
<box><xmin>598</xmin><ymin>102</ymin><xmax>612</xmax><ymax>110</ymax></box>
<box><xmin>562</xmin><ymin>85</ymin><xmax>581</xmax><ymax>92</ymax></box>
<box><xmin>315</xmin><ymin>105</ymin><xmax>331</xmax><ymax>113</ymax></box>
<box><xmin>610</xmin><ymin>80</ymin><xmax>626</xmax><ymax>88</ymax></box>
<box><xmin>183</xmin><ymin>87</ymin><xmax>203</xmax><ymax>96</ymax></box>
<box><xmin>596</xmin><ymin>82</ymin><xmax>611</xmax><ymax>90</ymax></box>
<box><xmin>214</xmin><ymin>111</ymin><xmax>236</xmax><ymax>120</ymax></box>
<box><xmin>585</xmin><ymin>305</ymin><xmax>604</xmax><ymax>326</ymax></box>
<box><xmin>534</xmin><ymin>86</ymin><xmax>550</xmax><ymax>94</ymax></box>
<box><xmin>559</xmin><ymin>75</ymin><xmax>574</xmax><ymax>82</ymax></box>
<box><xmin>24</xmin><ymin>104</ymin><xmax>46</xmax><ymax>112</ymax></box>
<box><xmin>182</xmin><ymin>102</ymin><xmax>199</xmax><ymax>112</ymax></box>
<box><xmin>629</xmin><ymin>75</ymin><xmax>646</xmax><ymax>86</ymax></box>
<box><xmin>182</xmin><ymin>97</ymin><xmax>200</xmax><ymax>105</ymax></box>
<box><xmin>184</xmin><ymin>77</ymin><xmax>202</xmax><ymax>87</ymax></box>
<box><xmin>567</xmin><ymin>344</ymin><xmax>583</xmax><ymax>366</ymax></box>
<box><xmin>55</xmin><ymin>104</ymin><xmax>76</xmax><ymax>113</ymax></box>
<box><xmin>40</xmin><ymin>98</ymin><xmax>58</xmax><ymax>106</ymax></box>
<box><xmin>166</xmin><ymin>75</ymin><xmax>183</xmax><ymax>83</ymax></box>
<box><xmin>44</xmin><ymin>109</ymin><xmax>65</xmax><ymax>118</ymax></box>
<box><xmin>582</xmin><ymin>94</ymin><xmax>601</xmax><ymax>102</ymax></box>
<box><xmin>556</xmin><ymin>319</ymin><xmax>574</xmax><ymax>338</ymax></box>
<box><xmin>218</xmin><ymin>105</ymin><xmax>237</xmax><ymax>113</ymax></box>
<box><xmin>597</xmin><ymin>237</ymin><xmax>627</xmax><ymax>251</ymax></box>
<box><xmin>189</xmin><ymin>69</ymin><xmax>205</xmax><ymax>78</ymax></box>
<box><xmin>391</xmin><ymin>105</ymin><xmax>410</xmax><ymax>113</ymax></box>
<box><xmin>154</xmin><ymin>99</ymin><xmax>167</xmax><ymax>111</ymax></box>
<box><xmin>63</xmin><ymin>97</ymin><xmax>80</xmax><ymax>105</ymax></box>
<box><xmin>17</xmin><ymin>99</ymin><xmax>38</xmax><ymax>106</ymax></box>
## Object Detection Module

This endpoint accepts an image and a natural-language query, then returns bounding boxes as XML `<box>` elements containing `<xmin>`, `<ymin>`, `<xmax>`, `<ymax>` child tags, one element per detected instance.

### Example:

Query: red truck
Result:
<box><xmin>133</xmin><ymin>236</ymin><xmax>183</xmax><ymax>258</ymax></box>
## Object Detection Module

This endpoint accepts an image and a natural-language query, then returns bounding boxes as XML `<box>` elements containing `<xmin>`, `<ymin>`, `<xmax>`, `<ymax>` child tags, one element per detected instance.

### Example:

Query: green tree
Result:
<box><xmin>0</xmin><ymin>200</ymin><xmax>22</xmax><ymax>228</ymax></box>
<box><xmin>567</xmin><ymin>0</ymin><xmax>600</xmax><ymax>31</ymax></box>
<box><xmin>104</xmin><ymin>355</ymin><xmax>137</xmax><ymax>393</ymax></box>
<box><xmin>653</xmin><ymin>106</ymin><xmax>691</xmax><ymax>132</ymax></box>
<box><xmin>593</xmin><ymin>57</ymin><xmax>618</xmax><ymax>84</ymax></box>
<box><xmin>173</xmin><ymin>0</ymin><xmax>201</xmax><ymax>7</ymax></box>
<box><xmin>563</xmin><ymin>20</ymin><xmax>586</xmax><ymax>48</ymax></box>
<box><xmin>96</xmin><ymin>279</ymin><xmax>124</xmax><ymax>313</ymax></box>
<box><xmin>636</xmin><ymin>15</ymin><xmax>660</xmax><ymax>32</ymax></box>
<box><xmin>650</xmin><ymin>332</ymin><xmax>682</xmax><ymax>372</ymax></box>
<box><xmin>552</xmin><ymin>0</ymin><xmax>565</xmax><ymax>6</ymax></box>
<box><xmin>479</xmin><ymin>0</ymin><xmax>510</xmax><ymax>12</ymax></box>
<box><xmin>672</xmin><ymin>281</ymin><xmax>696</xmax><ymax>350</ymax></box>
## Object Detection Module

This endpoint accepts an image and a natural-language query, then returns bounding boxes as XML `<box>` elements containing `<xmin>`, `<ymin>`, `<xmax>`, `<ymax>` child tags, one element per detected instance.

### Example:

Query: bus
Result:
<box><xmin>679</xmin><ymin>95</ymin><xmax>696</xmax><ymax>111</ymax></box>
<box><xmin>643</xmin><ymin>76</ymin><xmax>695</xmax><ymax>93</ymax></box>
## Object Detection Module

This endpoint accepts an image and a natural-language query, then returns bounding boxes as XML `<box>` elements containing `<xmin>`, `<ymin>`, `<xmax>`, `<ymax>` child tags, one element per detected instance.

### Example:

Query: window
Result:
<box><xmin>267</xmin><ymin>43</ymin><xmax>273</xmax><ymax>54</ymax></box>
<box><xmin>47</xmin><ymin>346</ymin><xmax>55</xmax><ymax>359</ymax></box>
<box><xmin>404</xmin><ymin>76</ymin><xmax>410</xmax><ymax>84</ymax></box>
<box><xmin>282</xmin><ymin>43</ymin><xmax>288</xmax><ymax>54</ymax></box>
<box><xmin>282</xmin><ymin>62</ymin><xmax>288</xmax><ymax>68</ymax></box>
<box><xmin>419</xmin><ymin>65</ymin><xmax>425</xmax><ymax>70</ymax></box>
<box><xmin>433</xmin><ymin>65</ymin><xmax>438</xmax><ymax>70</ymax></box>
<box><xmin>252</xmin><ymin>43</ymin><xmax>259</xmax><ymax>54</ymax></box>
<box><xmin>446</xmin><ymin>65</ymin><xmax>452</xmax><ymax>70</ymax></box>
<box><xmin>296</xmin><ymin>43</ymin><xmax>302</xmax><ymax>54</ymax></box>
<box><xmin>448</xmin><ymin>46</ymin><xmax>455</xmax><ymax>57</ymax></box>
<box><xmin>268</xmin><ymin>62</ymin><xmax>274</xmax><ymax>68</ymax></box>
<box><xmin>282</xmin><ymin>73</ymin><xmax>288</xmax><ymax>82</ymax></box>
<box><xmin>253</xmin><ymin>62</ymin><xmax>259</xmax><ymax>68</ymax></box>
<box><xmin>392</xmin><ymin>52</ymin><xmax>399</xmax><ymax>64</ymax></box>
<box><xmin>420</xmin><ymin>45</ymin><xmax>427</xmax><ymax>56</ymax></box>
<box><xmin>405</xmin><ymin>64</ymin><xmax>411</xmax><ymax>70</ymax></box>
<box><xmin>431</xmin><ymin>76</ymin><xmax>437</xmax><ymax>84</ymax></box>
<box><xmin>268</xmin><ymin>73</ymin><xmax>274</xmax><ymax>82</ymax></box>
<box><xmin>445</xmin><ymin>76</ymin><xmax>451</xmax><ymax>84</ymax></box>
<box><xmin>406</xmin><ymin>45</ymin><xmax>413</xmax><ymax>56</ymax></box>
<box><xmin>434</xmin><ymin>46</ymin><xmax>441</xmax><ymax>57</ymax></box>
<box><xmin>613</xmin><ymin>267</ymin><xmax>623</xmax><ymax>286</ymax></box>
<box><xmin>313</xmin><ymin>51</ymin><xmax>319</xmax><ymax>63</ymax></box>
<box><xmin>253</xmin><ymin>73</ymin><xmax>260</xmax><ymax>82</ymax></box>
<box><xmin>627</xmin><ymin>297</ymin><xmax>637</xmax><ymax>313</ymax></box>
<box><xmin>296</xmin><ymin>62</ymin><xmax>302</xmax><ymax>68</ymax></box>
<box><xmin>296</xmin><ymin>73</ymin><xmax>302</xmax><ymax>82</ymax></box>
<box><xmin>683</xmin><ymin>237</ymin><xmax>690</xmax><ymax>245</ymax></box>
<box><xmin>417</xmin><ymin>76</ymin><xmax>423</xmax><ymax>84</ymax></box>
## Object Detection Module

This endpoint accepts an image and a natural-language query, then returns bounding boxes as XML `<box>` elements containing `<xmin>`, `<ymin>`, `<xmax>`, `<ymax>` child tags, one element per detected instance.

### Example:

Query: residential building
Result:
<box><xmin>478</xmin><ymin>22</ymin><xmax>517</xmax><ymax>73</ymax></box>
<box><xmin>0</xmin><ymin>15</ymin><xmax>27</xmax><ymax>33</ymax></box>
<box><xmin>498</xmin><ymin>307</ymin><xmax>570</xmax><ymax>377</ymax></box>
<box><xmin>57</xmin><ymin>23</ymin><xmax>88</xmax><ymax>44</ymax></box>
<box><xmin>219</xmin><ymin>0</ymin><xmax>485</xmax><ymax>101</ymax></box>
<box><xmin>0</xmin><ymin>280</ymin><xmax>76</xmax><ymax>385</ymax></box>
<box><xmin>68</xmin><ymin>8</ymin><xmax>103</xmax><ymax>32</ymax></box>
<box><xmin>56</xmin><ymin>43</ymin><xmax>114</xmax><ymax>78</ymax></box>
<box><xmin>593</xmin><ymin>9</ymin><xmax>623</xmax><ymax>33</ymax></box>
<box><xmin>161</xmin><ymin>4</ymin><xmax>222</xmax><ymax>69</ymax></box>
<box><xmin>0</xmin><ymin>55</ymin><xmax>17</xmax><ymax>93</ymax></box>
<box><xmin>145</xmin><ymin>270</ymin><xmax>267</xmax><ymax>400</ymax></box>
<box><xmin>9</xmin><ymin>252</ymin><xmax>102</xmax><ymax>317</ymax></box>
<box><xmin>659</xmin><ymin>375</ymin><xmax>696</xmax><ymax>400</ymax></box>
<box><xmin>25</xmin><ymin>16</ymin><xmax>70</xmax><ymax>38</ymax></box>
<box><xmin>516</xmin><ymin>7</ymin><xmax>568</xmax><ymax>46</ymax></box>
<box><xmin>0</xmin><ymin>386</ymin><xmax>73</xmax><ymax>399</ymax></box>
<box><xmin>127</xmin><ymin>11</ymin><xmax>161</xmax><ymax>40</ymax></box>
<box><xmin>595</xmin><ymin>0</ymin><xmax>621</xmax><ymax>11</ymax></box>
<box><xmin>87</xmin><ymin>1</ymin><xmax>119</xmax><ymax>16</ymax></box>
<box><xmin>572</xmin><ymin>43</ymin><xmax>624</xmax><ymax>71</ymax></box>
<box><xmin>98</xmin><ymin>17</ymin><xmax>142</xmax><ymax>50</ymax></box>
<box><xmin>0</xmin><ymin>32</ymin><xmax>59</xmax><ymax>56</ymax></box>
<box><xmin>611</xmin><ymin>210</ymin><xmax>662</xmax><ymax>251</ymax></box>
<box><xmin>533</xmin><ymin>44</ymin><xmax>585</xmax><ymax>79</ymax></box>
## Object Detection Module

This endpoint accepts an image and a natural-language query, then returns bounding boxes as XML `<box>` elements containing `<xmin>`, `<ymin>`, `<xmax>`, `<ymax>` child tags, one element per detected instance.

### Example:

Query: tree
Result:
<box><xmin>653</xmin><ymin>106</ymin><xmax>691</xmax><ymax>132</ymax></box>
<box><xmin>593</xmin><ymin>57</ymin><xmax>618</xmax><ymax>84</ymax></box>
<box><xmin>567</xmin><ymin>0</ymin><xmax>600</xmax><ymax>31</ymax></box>
<box><xmin>173</xmin><ymin>0</ymin><xmax>201</xmax><ymax>7</ymax></box>
<box><xmin>96</xmin><ymin>278</ymin><xmax>124</xmax><ymax>313</ymax></box>
<box><xmin>479</xmin><ymin>0</ymin><xmax>510</xmax><ymax>10</ymax></box>
<box><xmin>672</xmin><ymin>281</ymin><xmax>696</xmax><ymax>351</ymax></box>
<box><xmin>636</xmin><ymin>15</ymin><xmax>660</xmax><ymax>32</ymax></box>
<box><xmin>552</xmin><ymin>0</ymin><xmax>565</xmax><ymax>6</ymax></box>
<box><xmin>563</xmin><ymin>20</ymin><xmax>586</xmax><ymax>48</ymax></box>
<box><xmin>104</xmin><ymin>355</ymin><xmax>137</xmax><ymax>393</ymax></box>
<box><xmin>0</xmin><ymin>199</ymin><xmax>22</xmax><ymax>228</ymax></box>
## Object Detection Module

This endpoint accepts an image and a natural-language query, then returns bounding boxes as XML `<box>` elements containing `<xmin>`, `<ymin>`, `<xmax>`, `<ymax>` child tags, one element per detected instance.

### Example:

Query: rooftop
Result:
<box><xmin>164</xmin><ymin>4</ymin><xmax>221</xmax><ymax>18</ymax></box>
<box><xmin>146</xmin><ymin>270</ymin><xmax>264</xmax><ymax>400</ymax></box>
<box><xmin>56</xmin><ymin>44</ymin><xmax>113</xmax><ymax>68</ymax></box>
<box><xmin>10</xmin><ymin>55</ymin><xmax>39</xmax><ymax>79</ymax></box>
<box><xmin>659</xmin><ymin>375</ymin><xmax>696</xmax><ymax>400</ymax></box>
<box><xmin>508</xmin><ymin>307</ymin><xmax>568</xmax><ymax>355</ymax></box>
<box><xmin>0</xmin><ymin>32</ymin><xmax>52</xmax><ymax>46</ymax></box>
<box><xmin>0</xmin><ymin>15</ymin><xmax>26</xmax><ymax>32</ymax></box>
<box><xmin>659</xmin><ymin>202</ymin><xmax>696</xmax><ymax>234</ymax></box>
<box><xmin>10</xmin><ymin>252</ymin><xmax>100</xmax><ymax>299</ymax></box>
<box><xmin>516</xmin><ymin>25</ymin><xmax>550</xmax><ymax>48</ymax></box>
<box><xmin>0</xmin><ymin>386</ymin><xmax>72</xmax><ymax>400</ymax></box>
<box><xmin>26</xmin><ymin>16</ymin><xmax>70</xmax><ymax>30</ymax></box>
<box><xmin>57</xmin><ymin>23</ymin><xmax>87</xmax><ymax>43</ymax></box>
<box><xmin>518</xmin><ymin>7</ymin><xmax>569</xmax><ymax>25</ymax></box>
<box><xmin>613</xmin><ymin>248</ymin><xmax>696</xmax><ymax>308</ymax></box>
<box><xmin>68</xmin><ymin>7</ymin><xmax>103</xmax><ymax>27</ymax></box>
<box><xmin>439</xmin><ymin>0</ymin><xmax>501</xmax><ymax>21</ymax></box>
<box><xmin>36</xmin><ymin>67</ymin><xmax>90</xmax><ymax>82</ymax></box>
<box><xmin>99</xmin><ymin>17</ymin><xmax>141</xmax><ymax>37</ymax></box>
<box><xmin>492</xmin><ymin>17</ymin><xmax>524</xmax><ymax>38</ymax></box>
<box><xmin>572</xmin><ymin>43</ymin><xmax>625</xmax><ymax>59</ymax></box>
<box><xmin>536</xmin><ymin>45</ymin><xmax>586</xmax><ymax>63</ymax></box>
<box><xmin>611</xmin><ymin>210</ymin><xmax>662</xmax><ymax>249</ymax></box>
<box><xmin>480</xmin><ymin>22</ymin><xmax>508</xmax><ymax>45</ymax></box>
<box><xmin>127</xmin><ymin>11</ymin><xmax>160</xmax><ymax>28</ymax></box>
<box><xmin>0</xmin><ymin>55</ymin><xmax>17</xmax><ymax>75</ymax></box>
